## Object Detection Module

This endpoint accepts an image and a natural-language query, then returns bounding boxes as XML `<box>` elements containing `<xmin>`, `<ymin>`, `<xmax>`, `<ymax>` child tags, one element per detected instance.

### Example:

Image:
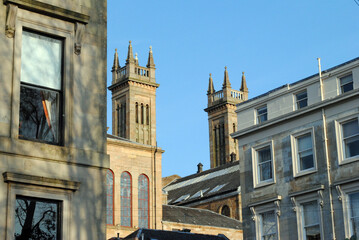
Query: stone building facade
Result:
<box><xmin>0</xmin><ymin>0</ymin><xmax>108</xmax><ymax>239</ymax></box>
<box><xmin>204</xmin><ymin>68</ymin><xmax>248</xmax><ymax>168</ymax></box>
<box><xmin>232</xmin><ymin>57</ymin><xmax>359</xmax><ymax>240</ymax></box>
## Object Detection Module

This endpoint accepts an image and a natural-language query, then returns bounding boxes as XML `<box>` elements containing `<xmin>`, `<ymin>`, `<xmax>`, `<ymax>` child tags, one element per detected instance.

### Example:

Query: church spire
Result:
<box><xmin>126</xmin><ymin>40</ymin><xmax>134</xmax><ymax>64</ymax></box>
<box><xmin>147</xmin><ymin>46</ymin><xmax>155</xmax><ymax>68</ymax></box>
<box><xmin>207</xmin><ymin>73</ymin><xmax>215</xmax><ymax>94</ymax></box>
<box><xmin>240</xmin><ymin>71</ymin><xmax>248</xmax><ymax>92</ymax></box>
<box><xmin>222</xmin><ymin>66</ymin><xmax>231</xmax><ymax>88</ymax></box>
<box><xmin>112</xmin><ymin>48</ymin><xmax>120</xmax><ymax>72</ymax></box>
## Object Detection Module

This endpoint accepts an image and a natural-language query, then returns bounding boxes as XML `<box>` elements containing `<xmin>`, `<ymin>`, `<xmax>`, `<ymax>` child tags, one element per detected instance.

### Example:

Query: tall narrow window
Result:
<box><xmin>141</xmin><ymin>104</ymin><xmax>144</xmax><ymax>124</ymax></box>
<box><xmin>221</xmin><ymin>205</ymin><xmax>230</xmax><ymax>217</ymax></box>
<box><xmin>19</xmin><ymin>31</ymin><xmax>63</xmax><ymax>144</ymax></box>
<box><xmin>257</xmin><ymin>146</ymin><xmax>273</xmax><ymax>182</ymax></box>
<box><xmin>349</xmin><ymin>192</ymin><xmax>359</xmax><ymax>237</ymax></box>
<box><xmin>116</xmin><ymin>104</ymin><xmax>120</xmax><ymax>136</ymax></box>
<box><xmin>296</xmin><ymin>91</ymin><xmax>308</xmax><ymax>109</ymax></box>
<box><xmin>292</xmin><ymin>132</ymin><xmax>315</xmax><ymax>175</ymax></box>
<box><xmin>120</xmin><ymin>103</ymin><xmax>126</xmax><ymax>137</ymax></box>
<box><xmin>120</xmin><ymin>172</ymin><xmax>132</xmax><ymax>227</ymax></box>
<box><xmin>302</xmin><ymin>201</ymin><xmax>321</xmax><ymax>239</ymax></box>
<box><xmin>260</xmin><ymin>211</ymin><xmax>277</xmax><ymax>240</ymax></box>
<box><xmin>257</xmin><ymin>106</ymin><xmax>268</xmax><ymax>124</ymax></box>
<box><xmin>135</xmin><ymin>102</ymin><xmax>139</xmax><ymax>124</ymax></box>
<box><xmin>340</xmin><ymin>74</ymin><xmax>354</xmax><ymax>93</ymax></box>
<box><xmin>146</xmin><ymin>105</ymin><xmax>150</xmax><ymax>125</ymax></box>
<box><xmin>341</xmin><ymin>119</ymin><xmax>359</xmax><ymax>159</ymax></box>
<box><xmin>15</xmin><ymin>196</ymin><xmax>61</xmax><ymax>239</ymax></box>
<box><xmin>138</xmin><ymin>174</ymin><xmax>149</xmax><ymax>228</ymax></box>
<box><xmin>106</xmin><ymin>170</ymin><xmax>114</xmax><ymax>225</ymax></box>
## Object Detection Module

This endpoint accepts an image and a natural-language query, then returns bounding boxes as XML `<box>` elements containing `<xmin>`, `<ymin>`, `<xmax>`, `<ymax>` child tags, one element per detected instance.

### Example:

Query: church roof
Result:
<box><xmin>123</xmin><ymin>228</ymin><xmax>230</xmax><ymax>240</ymax></box>
<box><xmin>163</xmin><ymin>161</ymin><xmax>240</xmax><ymax>206</ymax></box>
<box><xmin>162</xmin><ymin>205</ymin><xmax>242</xmax><ymax>230</ymax></box>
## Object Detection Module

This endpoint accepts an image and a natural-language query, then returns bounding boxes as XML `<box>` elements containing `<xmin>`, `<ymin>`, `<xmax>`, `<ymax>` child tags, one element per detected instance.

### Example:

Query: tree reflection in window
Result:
<box><xmin>138</xmin><ymin>174</ymin><xmax>149</xmax><ymax>228</ymax></box>
<box><xmin>19</xmin><ymin>31</ymin><xmax>63</xmax><ymax>144</ymax></box>
<box><xmin>120</xmin><ymin>171</ymin><xmax>132</xmax><ymax>227</ymax></box>
<box><xmin>14</xmin><ymin>196</ymin><xmax>60</xmax><ymax>240</ymax></box>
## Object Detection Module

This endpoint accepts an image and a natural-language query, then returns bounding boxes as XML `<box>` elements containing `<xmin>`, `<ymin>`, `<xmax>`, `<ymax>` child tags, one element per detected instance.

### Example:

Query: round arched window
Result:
<box><xmin>221</xmin><ymin>205</ymin><xmax>230</xmax><ymax>217</ymax></box>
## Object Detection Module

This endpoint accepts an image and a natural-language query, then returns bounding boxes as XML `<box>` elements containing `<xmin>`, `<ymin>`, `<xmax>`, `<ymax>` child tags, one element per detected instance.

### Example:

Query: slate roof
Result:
<box><xmin>163</xmin><ymin>161</ymin><xmax>240</xmax><ymax>206</ymax></box>
<box><xmin>123</xmin><ymin>228</ymin><xmax>230</xmax><ymax>240</ymax></box>
<box><xmin>162</xmin><ymin>205</ymin><xmax>242</xmax><ymax>230</ymax></box>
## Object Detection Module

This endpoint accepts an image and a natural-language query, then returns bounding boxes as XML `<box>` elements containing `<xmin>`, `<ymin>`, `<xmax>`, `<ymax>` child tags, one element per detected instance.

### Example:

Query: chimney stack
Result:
<box><xmin>197</xmin><ymin>163</ymin><xmax>203</xmax><ymax>173</ymax></box>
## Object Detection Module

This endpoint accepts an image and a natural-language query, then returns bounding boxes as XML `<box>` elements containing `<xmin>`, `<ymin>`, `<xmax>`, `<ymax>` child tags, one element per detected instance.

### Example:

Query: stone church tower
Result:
<box><xmin>204</xmin><ymin>67</ymin><xmax>248</xmax><ymax>168</ymax></box>
<box><xmin>108</xmin><ymin>41</ymin><xmax>159</xmax><ymax>145</ymax></box>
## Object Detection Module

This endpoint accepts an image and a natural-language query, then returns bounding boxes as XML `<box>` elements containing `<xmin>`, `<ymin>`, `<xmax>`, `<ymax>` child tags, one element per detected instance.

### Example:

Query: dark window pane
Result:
<box><xmin>15</xmin><ymin>196</ymin><xmax>60</xmax><ymax>240</ymax></box>
<box><xmin>258</xmin><ymin>148</ymin><xmax>271</xmax><ymax>163</ymax></box>
<box><xmin>340</xmin><ymin>75</ymin><xmax>354</xmax><ymax>93</ymax></box>
<box><xmin>19</xmin><ymin>85</ymin><xmax>60</xmax><ymax>144</ymax></box>
<box><xmin>221</xmin><ymin>205</ymin><xmax>230</xmax><ymax>217</ymax></box>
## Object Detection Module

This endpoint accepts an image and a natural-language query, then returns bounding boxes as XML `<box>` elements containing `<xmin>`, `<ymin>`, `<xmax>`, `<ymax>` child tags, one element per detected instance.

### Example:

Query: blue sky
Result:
<box><xmin>107</xmin><ymin>0</ymin><xmax>359</xmax><ymax>177</ymax></box>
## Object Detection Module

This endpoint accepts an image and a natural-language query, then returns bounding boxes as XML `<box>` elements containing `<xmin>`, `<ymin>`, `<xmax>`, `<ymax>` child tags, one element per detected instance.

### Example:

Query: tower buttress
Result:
<box><xmin>109</xmin><ymin>42</ymin><xmax>159</xmax><ymax>146</ymax></box>
<box><xmin>204</xmin><ymin>67</ymin><xmax>248</xmax><ymax>168</ymax></box>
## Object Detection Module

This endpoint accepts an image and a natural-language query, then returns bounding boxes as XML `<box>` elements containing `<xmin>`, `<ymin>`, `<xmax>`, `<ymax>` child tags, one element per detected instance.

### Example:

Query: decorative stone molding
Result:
<box><xmin>336</xmin><ymin>185</ymin><xmax>343</xmax><ymax>201</ymax></box>
<box><xmin>5</xmin><ymin>4</ymin><xmax>18</xmax><ymax>38</ymax></box>
<box><xmin>250</xmin><ymin>207</ymin><xmax>256</xmax><ymax>221</ymax></box>
<box><xmin>291</xmin><ymin>197</ymin><xmax>297</xmax><ymax>212</ymax></box>
<box><xmin>318</xmin><ymin>189</ymin><xmax>324</xmax><ymax>207</ymax></box>
<box><xmin>274</xmin><ymin>200</ymin><xmax>281</xmax><ymax>217</ymax></box>
<box><xmin>3</xmin><ymin>172</ymin><xmax>80</xmax><ymax>191</ymax></box>
<box><xmin>74</xmin><ymin>22</ymin><xmax>84</xmax><ymax>55</ymax></box>
<box><xmin>4</xmin><ymin>0</ymin><xmax>90</xmax><ymax>24</ymax></box>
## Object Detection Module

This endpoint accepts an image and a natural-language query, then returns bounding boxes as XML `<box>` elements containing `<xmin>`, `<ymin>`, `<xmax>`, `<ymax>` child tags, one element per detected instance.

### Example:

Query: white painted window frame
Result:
<box><xmin>336</xmin><ymin>181</ymin><xmax>359</xmax><ymax>238</ymax></box>
<box><xmin>335</xmin><ymin>114</ymin><xmax>359</xmax><ymax>165</ymax></box>
<box><xmin>256</xmin><ymin>105</ymin><xmax>268</xmax><ymax>124</ymax></box>
<box><xmin>294</xmin><ymin>90</ymin><xmax>308</xmax><ymax>110</ymax></box>
<box><xmin>291</xmin><ymin>127</ymin><xmax>317</xmax><ymax>177</ymax></box>
<box><xmin>291</xmin><ymin>192</ymin><xmax>324</xmax><ymax>240</ymax></box>
<box><xmin>338</xmin><ymin>73</ymin><xmax>354</xmax><ymax>94</ymax></box>
<box><xmin>251</xmin><ymin>140</ymin><xmax>275</xmax><ymax>188</ymax></box>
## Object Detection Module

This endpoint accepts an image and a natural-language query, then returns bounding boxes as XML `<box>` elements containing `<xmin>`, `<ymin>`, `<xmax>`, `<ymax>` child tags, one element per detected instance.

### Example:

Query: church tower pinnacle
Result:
<box><xmin>204</xmin><ymin>67</ymin><xmax>249</xmax><ymax>168</ymax></box>
<box><xmin>108</xmin><ymin>42</ymin><xmax>159</xmax><ymax>146</ymax></box>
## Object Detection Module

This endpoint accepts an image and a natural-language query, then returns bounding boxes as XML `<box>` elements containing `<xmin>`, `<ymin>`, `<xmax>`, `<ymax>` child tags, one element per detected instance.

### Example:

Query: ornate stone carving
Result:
<box><xmin>250</xmin><ymin>207</ymin><xmax>256</xmax><ymax>221</ymax></box>
<box><xmin>291</xmin><ymin>197</ymin><xmax>297</xmax><ymax>212</ymax></box>
<box><xmin>5</xmin><ymin>4</ymin><xmax>18</xmax><ymax>38</ymax></box>
<box><xmin>274</xmin><ymin>200</ymin><xmax>281</xmax><ymax>217</ymax></box>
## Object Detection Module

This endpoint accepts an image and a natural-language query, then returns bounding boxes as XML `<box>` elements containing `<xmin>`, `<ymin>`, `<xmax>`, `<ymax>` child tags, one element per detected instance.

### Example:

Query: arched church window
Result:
<box><xmin>120</xmin><ymin>171</ymin><xmax>132</xmax><ymax>227</ymax></box>
<box><xmin>138</xmin><ymin>174</ymin><xmax>149</xmax><ymax>228</ymax></box>
<box><xmin>221</xmin><ymin>205</ymin><xmax>230</xmax><ymax>217</ymax></box>
<box><xmin>106</xmin><ymin>169</ymin><xmax>114</xmax><ymax>225</ymax></box>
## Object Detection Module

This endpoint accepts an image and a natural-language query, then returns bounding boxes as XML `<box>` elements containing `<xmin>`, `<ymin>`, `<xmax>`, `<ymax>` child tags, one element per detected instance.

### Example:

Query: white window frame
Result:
<box><xmin>251</xmin><ymin>200</ymin><xmax>281</xmax><ymax>240</ymax></box>
<box><xmin>291</xmin><ymin>128</ymin><xmax>317</xmax><ymax>177</ymax></box>
<box><xmin>336</xmin><ymin>181</ymin><xmax>359</xmax><ymax>239</ymax></box>
<box><xmin>252</xmin><ymin>141</ymin><xmax>275</xmax><ymax>188</ymax></box>
<box><xmin>256</xmin><ymin>105</ymin><xmax>268</xmax><ymax>124</ymax></box>
<box><xmin>292</xmin><ymin>192</ymin><xmax>324</xmax><ymax>240</ymax></box>
<box><xmin>335</xmin><ymin>115</ymin><xmax>359</xmax><ymax>165</ymax></box>
<box><xmin>294</xmin><ymin>90</ymin><xmax>308</xmax><ymax>110</ymax></box>
<box><xmin>11</xmin><ymin>9</ymin><xmax>73</xmax><ymax>146</ymax></box>
<box><xmin>338</xmin><ymin>73</ymin><xmax>354</xmax><ymax>94</ymax></box>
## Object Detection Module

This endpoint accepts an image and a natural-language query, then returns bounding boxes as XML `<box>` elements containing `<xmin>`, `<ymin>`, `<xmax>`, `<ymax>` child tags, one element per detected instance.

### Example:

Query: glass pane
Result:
<box><xmin>341</xmin><ymin>75</ymin><xmax>353</xmax><ymax>85</ymax></box>
<box><xmin>121</xmin><ymin>172</ymin><xmax>132</xmax><ymax>227</ymax></box>
<box><xmin>351</xmin><ymin>217</ymin><xmax>359</xmax><ymax>238</ymax></box>
<box><xmin>345</xmin><ymin>135</ymin><xmax>359</xmax><ymax>158</ymax></box>
<box><xmin>342</xmin><ymin>82</ymin><xmax>354</xmax><ymax>93</ymax></box>
<box><xmin>296</xmin><ymin>91</ymin><xmax>307</xmax><ymax>101</ymax></box>
<box><xmin>305</xmin><ymin>225</ymin><xmax>321</xmax><ymax>240</ymax></box>
<box><xmin>259</xmin><ymin>161</ymin><xmax>272</xmax><ymax>181</ymax></box>
<box><xmin>106</xmin><ymin>170</ymin><xmax>114</xmax><ymax>225</ymax></box>
<box><xmin>221</xmin><ymin>205</ymin><xmax>230</xmax><ymax>217</ymax></box>
<box><xmin>343</xmin><ymin>120</ymin><xmax>359</xmax><ymax>138</ymax></box>
<box><xmin>299</xmin><ymin>151</ymin><xmax>314</xmax><ymax>170</ymax></box>
<box><xmin>262</xmin><ymin>211</ymin><xmax>276</xmax><ymax>235</ymax></box>
<box><xmin>21</xmin><ymin>31</ymin><xmax>62</xmax><ymax>90</ymax></box>
<box><xmin>15</xmin><ymin>196</ymin><xmax>60</xmax><ymax>240</ymax></box>
<box><xmin>138</xmin><ymin>175</ymin><xmax>149</xmax><ymax>228</ymax></box>
<box><xmin>19</xmin><ymin>85</ymin><xmax>60</xmax><ymax>144</ymax></box>
<box><xmin>258</xmin><ymin>148</ymin><xmax>271</xmax><ymax>163</ymax></box>
<box><xmin>298</xmin><ymin>134</ymin><xmax>312</xmax><ymax>152</ymax></box>
<box><xmin>303</xmin><ymin>201</ymin><xmax>319</xmax><ymax>226</ymax></box>
<box><xmin>257</xmin><ymin>107</ymin><xmax>267</xmax><ymax>115</ymax></box>
<box><xmin>350</xmin><ymin>193</ymin><xmax>359</xmax><ymax>218</ymax></box>
<box><xmin>297</xmin><ymin>99</ymin><xmax>308</xmax><ymax>109</ymax></box>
